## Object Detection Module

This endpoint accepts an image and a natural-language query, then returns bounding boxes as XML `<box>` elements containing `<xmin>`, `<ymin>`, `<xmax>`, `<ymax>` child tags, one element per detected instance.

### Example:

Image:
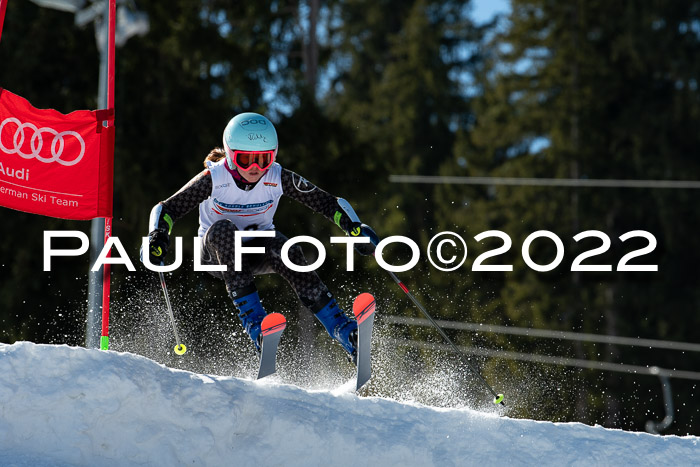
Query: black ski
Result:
<box><xmin>257</xmin><ymin>313</ymin><xmax>286</xmax><ymax>379</ymax></box>
<box><xmin>353</xmin><ymin>293</ymin><xmax>376</xmax><ymax>391</ymax></box>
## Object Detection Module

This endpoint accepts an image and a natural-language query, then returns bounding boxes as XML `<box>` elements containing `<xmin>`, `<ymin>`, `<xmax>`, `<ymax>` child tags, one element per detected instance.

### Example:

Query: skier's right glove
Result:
<box><xmin>148</xmin><ymin>228</ymin><xmax>170</xmax><ymax>264</ymax></box>
<box><xmin>350</xmin><ymin>223</ymin><xmax>379</xmax><ymax>256</ymax></box>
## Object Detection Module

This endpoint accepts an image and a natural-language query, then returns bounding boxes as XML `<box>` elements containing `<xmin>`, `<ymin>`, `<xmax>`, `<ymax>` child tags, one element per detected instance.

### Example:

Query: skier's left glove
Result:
<box><xmin>144</xmin><ymin>203</ymin><xmax>173</xmax><ymax>266</ymax></box>
<box><xmin>349</xmin><ymin>223</ymin><xmax>379</xmax><ymax>256</ymax></box>
<box><xmin>147</xmin><ymin>228</ymin><xmax>170</xmax><ymax>264</ymax></box>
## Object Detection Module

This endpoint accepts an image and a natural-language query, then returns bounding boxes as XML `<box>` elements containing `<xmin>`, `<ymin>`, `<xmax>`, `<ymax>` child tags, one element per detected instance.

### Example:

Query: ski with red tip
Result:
<box><xmin>257</xmin><ymin>313</ymin><xmax>286</xmax><ymax>379</ymax></box>
<box><xmin>352</xmin><ymin>293</ymin><xmax>376</xmax><ymax>391</ymax></box>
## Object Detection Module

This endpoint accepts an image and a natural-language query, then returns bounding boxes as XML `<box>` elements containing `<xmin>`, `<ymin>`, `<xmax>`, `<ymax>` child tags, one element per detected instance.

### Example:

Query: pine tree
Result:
<box><xmin>440</xmin><ymin>0</ymin><xmax>700</xmax><ymax>433</ymax></box>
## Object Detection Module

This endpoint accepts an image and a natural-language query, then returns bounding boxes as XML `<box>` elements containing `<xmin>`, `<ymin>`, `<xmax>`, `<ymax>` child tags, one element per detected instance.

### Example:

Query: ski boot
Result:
<box><xmin>231</xmin><ymin>289</ymin><xmax>267</xmax><ymax>354</ymax></box>
<box><xmin>314</xmin><ymin>298</ymin><xmax>358</xmax><ymax>364</ymax></box>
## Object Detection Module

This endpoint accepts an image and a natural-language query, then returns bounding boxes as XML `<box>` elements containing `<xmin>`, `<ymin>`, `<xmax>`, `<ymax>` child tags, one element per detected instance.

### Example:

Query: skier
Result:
<box><xmin>145</xmin><ymin>112</ymin><xmax>378</xmax><ymax>363</ymax></box>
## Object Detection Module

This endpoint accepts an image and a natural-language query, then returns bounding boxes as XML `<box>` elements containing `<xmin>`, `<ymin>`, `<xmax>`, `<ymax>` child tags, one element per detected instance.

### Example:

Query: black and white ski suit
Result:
<box><xmin>150</xmin><ymin>158</ymin><xmax>359</xmax><ymax>312</ymax></box>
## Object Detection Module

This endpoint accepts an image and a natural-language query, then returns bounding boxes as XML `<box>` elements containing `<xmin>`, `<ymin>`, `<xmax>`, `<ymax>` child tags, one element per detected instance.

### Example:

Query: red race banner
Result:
<box><xmin>0</xmin><ymin>0</ymin><xmax>8</xmax><ymax>44</ymax></box>
<box><xmin>0</xmin><ymin>88</ymin><xmax>114</xmax><ymax>220</ymax></box>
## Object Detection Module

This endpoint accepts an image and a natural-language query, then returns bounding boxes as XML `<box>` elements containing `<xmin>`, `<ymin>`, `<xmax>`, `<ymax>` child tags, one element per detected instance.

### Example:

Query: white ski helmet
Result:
<box><xmin>222</xmin><ymin>112</ymin><xmax>278</xmax><ymax>171</ymax></box>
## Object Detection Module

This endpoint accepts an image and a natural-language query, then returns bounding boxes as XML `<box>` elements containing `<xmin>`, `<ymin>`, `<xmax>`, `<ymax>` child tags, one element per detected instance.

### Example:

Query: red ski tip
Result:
<box><xmin>261</xmin><ymin>312</ymin><xmax>286</xmax><ymax>336</ymax></box>
<box><xmin>352</xmin><ymin>293</ymin><xmax>376</xmax><ymax>324</ymax></box>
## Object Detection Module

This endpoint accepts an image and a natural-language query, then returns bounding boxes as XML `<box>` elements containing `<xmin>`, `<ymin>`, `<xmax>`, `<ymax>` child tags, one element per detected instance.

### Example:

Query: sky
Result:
<box><xmin>1</xmin><ymin>341</ymin><xmax>698</xmax><ymax>466</ymax></box>
<box><xmin>471</xmin><ymin>0</ymin><xmax>511</xmax><ymax>24</ymax></box>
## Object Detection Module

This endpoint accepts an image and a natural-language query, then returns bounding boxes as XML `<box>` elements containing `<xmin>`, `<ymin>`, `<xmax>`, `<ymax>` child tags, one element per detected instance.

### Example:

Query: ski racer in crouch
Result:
<box><xmin>145</xmin><ymin>112</ymin><xmax>379</xmax><ymax>364</ymax></box>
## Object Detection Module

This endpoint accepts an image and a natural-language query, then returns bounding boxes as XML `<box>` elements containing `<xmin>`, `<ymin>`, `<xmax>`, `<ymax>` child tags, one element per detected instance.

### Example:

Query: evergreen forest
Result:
<box><xmin>1</xmin><ymin>0</ymin><xmax>699</xmax><ymax>435</ymax></box>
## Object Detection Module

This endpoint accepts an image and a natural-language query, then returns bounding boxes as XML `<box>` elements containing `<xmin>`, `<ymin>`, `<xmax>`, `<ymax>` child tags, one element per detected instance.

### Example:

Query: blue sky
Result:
<box><xmin>471</xmin><ymin>0</ymin><xmax>511</xmax><ymax>24</ymax></box>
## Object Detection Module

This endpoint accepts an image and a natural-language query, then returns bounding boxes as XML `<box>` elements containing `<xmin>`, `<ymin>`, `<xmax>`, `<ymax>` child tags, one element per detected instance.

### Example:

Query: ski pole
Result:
<box><xmin>386</xmin><ymin>270</ymin><xmax>505</xmax><ymax>406</ymax></box>
<box><xmin>337</xmin><ymin>199</ymin><xmax>504</xmax><ymax>404</ymax></box>
<box><xmin>157</xmin><ymin>267</ymin><xmax>187</xmax><ymax>355</ymax></box>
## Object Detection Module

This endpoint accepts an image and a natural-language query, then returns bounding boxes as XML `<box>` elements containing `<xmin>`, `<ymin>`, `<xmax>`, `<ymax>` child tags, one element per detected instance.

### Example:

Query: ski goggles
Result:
<box><xmin>227</xmin><ymin>149</ymin><xmax>276</xmax><ymax>171</ymax></box>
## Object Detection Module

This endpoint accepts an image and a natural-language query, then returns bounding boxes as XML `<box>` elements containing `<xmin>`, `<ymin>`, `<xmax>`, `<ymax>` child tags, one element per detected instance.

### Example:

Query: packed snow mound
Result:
<box><xmin>0</xmin><ymin>342</ymin><xmax>698</xmax><ymax>466</ymax></box>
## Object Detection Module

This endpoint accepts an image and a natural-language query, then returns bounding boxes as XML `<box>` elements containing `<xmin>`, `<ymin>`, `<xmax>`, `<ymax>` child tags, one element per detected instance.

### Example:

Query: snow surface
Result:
<box><xmin>0</xmin><ymin>342</ymin><xmax>698</xmax><ymax>466</ymax></box>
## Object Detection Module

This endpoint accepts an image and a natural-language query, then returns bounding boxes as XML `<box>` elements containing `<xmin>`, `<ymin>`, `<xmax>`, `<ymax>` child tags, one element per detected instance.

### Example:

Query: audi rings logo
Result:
<box><xmin>0</xmin><ymin>117</ymin><xmax>85</xmax><ymax>166</ymax></box>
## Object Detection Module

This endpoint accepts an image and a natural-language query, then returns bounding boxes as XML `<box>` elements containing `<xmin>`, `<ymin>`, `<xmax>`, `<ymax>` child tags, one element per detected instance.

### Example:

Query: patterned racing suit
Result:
<box><xmin>152</xmin><ymin>159</ymin><xmax>358</xmax><ymax>313</ymax></box>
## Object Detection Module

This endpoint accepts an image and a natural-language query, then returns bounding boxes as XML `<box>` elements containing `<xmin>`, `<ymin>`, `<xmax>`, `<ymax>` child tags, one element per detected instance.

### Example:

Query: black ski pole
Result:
<box><xmin>386</xmin><ymin>270</ymin><xmax>505</xmax><ymax>406</ymax></box>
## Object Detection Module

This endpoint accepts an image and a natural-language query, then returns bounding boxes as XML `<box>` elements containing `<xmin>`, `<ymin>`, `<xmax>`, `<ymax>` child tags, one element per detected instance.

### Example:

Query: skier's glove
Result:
<box><xmin>349</xmin><ymin>223</ymin><xmax>379</xmax><ymax>256</ymax></box>
<box><xmin>148</xmin><ymin>228</ymin><xmax>170</xmax><ymax>264</ymax></box>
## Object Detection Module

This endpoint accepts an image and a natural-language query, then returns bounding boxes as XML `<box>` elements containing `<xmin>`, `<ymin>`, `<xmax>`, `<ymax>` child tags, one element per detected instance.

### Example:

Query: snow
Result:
<box><xmin>1</xmin><ymin>342</ymin><xmax>698</xmax><ymax>466</ymax></box>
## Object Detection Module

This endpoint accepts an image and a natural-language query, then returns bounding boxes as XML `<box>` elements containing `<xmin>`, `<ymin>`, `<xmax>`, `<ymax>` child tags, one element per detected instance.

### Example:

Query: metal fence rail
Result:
<box><xmin>384</xmin><ymin>315</ymin><xmax>700</xmax><ymax>354</ymax></box>
<box><xmin>389</xmin><ymin>174</ymin><xmax>700</xmax><ymax>189</ymax></box>
<box><xmin>384</xmin><ymin>336</ymin><xmax>700</xmax><ymax>381</ymax></box>
<box><xmin>384</xmin><ymin>314</ymin><xmax>700</xmax><ymax>433</ymax></box>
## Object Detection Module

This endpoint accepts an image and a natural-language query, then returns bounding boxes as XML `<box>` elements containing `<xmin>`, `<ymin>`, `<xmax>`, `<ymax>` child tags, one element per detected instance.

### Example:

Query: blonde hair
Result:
<box><xmin>204</xmin><ymin>147</ymin><xmax>226</xmax><ymax>167</ymax></box>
